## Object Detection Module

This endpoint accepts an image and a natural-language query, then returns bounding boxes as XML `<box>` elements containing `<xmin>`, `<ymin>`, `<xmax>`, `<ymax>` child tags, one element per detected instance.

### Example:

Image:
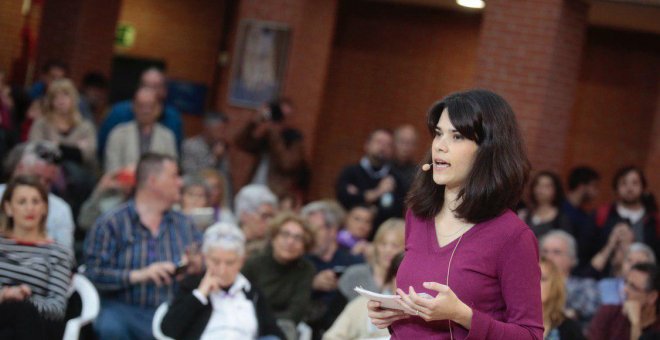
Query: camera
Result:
<box><xmin>262</xmin><ymin>102</ymin><xmax>285</xmax><ymax>122</ymax></box>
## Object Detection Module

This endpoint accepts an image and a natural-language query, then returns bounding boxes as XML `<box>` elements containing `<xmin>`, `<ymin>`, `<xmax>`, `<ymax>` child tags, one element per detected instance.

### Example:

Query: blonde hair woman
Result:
<box><xmin>540</xmin><ymin>257</ymin><xmax>585</xmax><ymax>340</ymax></box>
<box><xmin>338</xmin><ymin>218</ymin><xmax>405</xmax><ymax>301</ymax></box>
<box><xmin>28</xmin><ymin>78</ymin><xmax>97</xmax><ymax>169</ymax></box>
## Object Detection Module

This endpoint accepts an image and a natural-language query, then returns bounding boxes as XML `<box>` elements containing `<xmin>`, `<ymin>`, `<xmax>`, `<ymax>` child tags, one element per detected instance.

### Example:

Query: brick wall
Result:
<box><xmin>645</xmin><ymin>83</ymin><xmax>660</xmax><ymax>200</ymax></box>
<box><xmin>214</xmin><ymin>0</ymin><xmax>339</xmax><ymax>191</ymax></box>
<box><xmin>116</xmin><ymin>0</ymin><xmax>226</xmax><ymax>86</ymax></box>
<box><xmin>567</xmin><ymin>28</ymin><xmax>660</xmax><ymax>204</ymax></box>
<box><xmin>0</xmin><ymin>0</ymin><xmax>42</xmax><ymax>86</ymax></box>
<box><xmin>309</xmin><ymin>1</ymin><xmax>482</xmax><ymax>199</ymax></box>
<box><xmin>474</xmin><ymin>0</ymin><xmax>589</xmax><ymax>173</ymax></box>
<box><xmin>36</xmin><ymin>0</ymin><xmax>120</xmax><ymax>84</ymax></box>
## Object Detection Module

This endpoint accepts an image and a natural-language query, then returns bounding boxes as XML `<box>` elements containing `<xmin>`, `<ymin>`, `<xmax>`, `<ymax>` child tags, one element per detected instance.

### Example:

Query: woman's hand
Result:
<box><xmin>396</xmin><ymin>282</ymin><xmax>473</xmax><ymax>329</ymax></box>
<box><xmin>367</xmin><ymin>300</ymin><xmax>409</xmax><ymax>329</ymax></box>
<box><xmin>0</xmin><ymin>284</ymin><xmax>32</xmax><ymax>302</ymax></box>
<box><xmin>198</xmin><ymin>271</ymin><xmax>221</xmax><ymax>297</ymax></box>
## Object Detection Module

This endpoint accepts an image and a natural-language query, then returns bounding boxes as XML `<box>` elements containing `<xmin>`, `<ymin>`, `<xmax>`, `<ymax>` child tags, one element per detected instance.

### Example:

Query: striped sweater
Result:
<box><xmin>0</xmin><ymin>236</ymin><xmax>74</xmax><ymax>320</ymax></box>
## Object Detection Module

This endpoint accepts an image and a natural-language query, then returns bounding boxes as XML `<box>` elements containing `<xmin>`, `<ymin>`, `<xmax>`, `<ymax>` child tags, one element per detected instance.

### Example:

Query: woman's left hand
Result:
<box><xmin>396</xmin><ymin>282</ymin><xmax>473</xmax><ymax>328</ymax></box>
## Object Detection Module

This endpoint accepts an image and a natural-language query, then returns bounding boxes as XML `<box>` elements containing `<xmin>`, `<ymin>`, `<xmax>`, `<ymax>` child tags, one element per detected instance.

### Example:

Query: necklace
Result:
<box><xmin>436</xmin><ymin>223</ymin><xmax>471</xmax><ymax>238</ymax></box>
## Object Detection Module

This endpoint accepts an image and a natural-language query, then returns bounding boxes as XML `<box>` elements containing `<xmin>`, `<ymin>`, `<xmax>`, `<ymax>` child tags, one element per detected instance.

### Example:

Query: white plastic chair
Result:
<box><xmin>152</xmin><ymin>302</ymin><xmax>174</xmax><ymax>340</ymax></box>
<box><xmin>62</xmin><ymin>274</ymin><xmax>100</xmax><ymax>340</ymax></box>
<box><xmin>296</xmin><ymin>321</ymin><xmax>312</xmax><ymax>340</ymax></box>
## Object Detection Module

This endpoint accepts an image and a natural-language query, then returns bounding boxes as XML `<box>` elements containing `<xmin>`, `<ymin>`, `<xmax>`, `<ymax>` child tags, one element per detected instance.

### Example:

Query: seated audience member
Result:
<box><xmin>593</xmin><ymin>166</ymin><xmax>659</xmax><ymax>275</ymax></box>
<box><xmin>540</xmin><ymin>230</ymin><xmax>600</xmax><ymax>326</ymax></box>
<box><xmin>19</xmin><ymin>98</ymin><xmax>45</xmax><ymax>142</ymax></box>
<box><xmin>78</xmin><ymin>72</ymin><xmax>109</xmax><ymax>124</ymax></box>
<box><xmin>336</xmin><ymin>204</ymin><xmax>375</xmax><ymax>256</ymax></box>
<box><xmin>540</xmin><ymin>257</ymin><xmax>585</xmax><ymax>340</ymax></box>
<box><xmin>323</xmin><ymin>252</ymin><xmax>404</xmax><ymax>340</ymax></box>
<box><xmin>198</xmin><ymin>168</ymin><xmax>236</xmax><ymax>222</ymax></box>
<box><xmin>335</xmin><ymin>129</ymin><xmax>406</xmax><ymax>237</ymax></box>
<box><xmin>28</xmin><ymin>78</ymin><xmax>98</xmax><ymax>214</ymax></box>
<box><xmin>28</xmin><ymin>59</ymin><xmax>68</xmax><ymax>100</ymax></box>
<box><xmin>77</xmin><ymin>165</ymin><xmax>135</xmax><ymax>231</ymax></box>
<box><xmin>562</xmin><ymin>166</ymin><xmax>600</xmax><ymax>276</ymax></box>
<box><xmin>161</xmin><ymin>222</ymin><xmax>285</xmax><ymax>340</ymax></box>
<box><xmin>391</xmin><ymin>124</ymin><xmax>419</xmax><ymax>195</ymax></box>
<box><xmin>180</xmin><ymin>175</ymin><xmax>210</xmax><ymax>214</ymax></box>
<box><xmin>104</xmin><ymin>87</ymin><xmax>177</xmax><ymax>172</ymax></box>
<box><xmin>182</xmin><ymin>112</ymin><xmax>233</xmax><ymax>202</ymax></box>
<box><xmin>234</xmin><ymin>184</ymin><xmax>278</xmax><ymax>256</ymax></box>
<box><xmin>241</xmin><ymin>213</ymin><xmax>315</xmax><ymax>339</ymax></box>
<box><xmin>1</xmin><ymin>141</ymin><xmax>74</xmax><ymax>249</ymax></box>
<box><xmin>97</xmin><ymin>67</ymin><xmax>182</xmax><ymax>160</ymax></box>
<box><xmin>518</xmin><ymin>171</ymin><xmax>574</xmax><ymax>239</ymax></box>
<box><xmin>339</xmin><ymin>218</ymin><xmax>405</xmax><ymax>301</ymax></box>
<box><xmin>235</xmin><ymin>99</ymin><xmax>310</xmax><ymax>200</ymax></box>
<box><xmin>28</xmin><ymin>78</ymin><xmax>97</xmax><ymax>171</ymax></box>
<box><xmin>0</xmin><ymin>69</ymin><xmax>16</xmax><ymax>156</ymax></box>
<box><xmin>301</xmin><ymin>200</ymin><xmax>363</xmax><ymax>336</ymax></box>
<box><xmin>589</xmin><ymin>263</ymin><xmax>660</xmax><ymax>340</ymax></box>
<box><xmin>179</xmin><ymin>174</ymin><xmax>234</xmax><ymax>230</ymax></box>
<box><xmin>0</xmin><ymin>175</ymin><xmax>74</xmax><ymax>340</ymax></box>
<box><xmin>590</xmin><ymin>218</ymin><xmax>635</xmax><ymax>280</ymax></box>
<box><xmin>599</xmin><ymin>243</ymin><xmax>656</xmax><ymax>305</ymax></box>
<box><xmin>84</xmin><ymin>153</ymin><xmax>202</xmax><ymax>340</ymax></box>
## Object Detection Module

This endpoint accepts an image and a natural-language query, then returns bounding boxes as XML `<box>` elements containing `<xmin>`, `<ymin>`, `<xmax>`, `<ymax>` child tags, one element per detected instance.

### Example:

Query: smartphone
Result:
<box><xmin>268</xmin><ymin>103</ymin><xmax>284</xmax><ymax>122</ymax></box>
<box><xmin>333</xmin><ymin>265</ymin><xmax>347</xmax><ymax>277</ymax></box>
<box><xmin>173</xmin><ymin>261</ymin><xmax>188</xmax><ymax>276</ymax></box>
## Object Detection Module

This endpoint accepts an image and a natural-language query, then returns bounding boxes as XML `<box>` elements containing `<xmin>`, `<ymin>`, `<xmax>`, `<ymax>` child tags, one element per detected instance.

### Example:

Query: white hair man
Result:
<box><xmin>234</xmin><ymin>184</ymin><xmax>278</xmax><ymax>256</ymax></box>
<box><xmin>540</xmin><ymin>230</ymin><xmax>600</xmax><ymax>326</ymax></box>
<box><xmin>598</xmin><ymin>242</ymin><xmax>657</xmax><ymax>305</ymax></box>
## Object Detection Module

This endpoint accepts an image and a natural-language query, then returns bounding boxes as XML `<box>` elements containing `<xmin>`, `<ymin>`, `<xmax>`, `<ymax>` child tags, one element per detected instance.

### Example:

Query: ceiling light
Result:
<box><xmin>457</xmin><ymin>0</ymin><xmax>485</xmax><ymax>9</ymax></box>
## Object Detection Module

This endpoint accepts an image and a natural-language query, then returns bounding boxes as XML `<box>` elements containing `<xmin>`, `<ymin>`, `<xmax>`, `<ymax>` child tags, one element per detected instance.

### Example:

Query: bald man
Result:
<box><xmin>98</xmin><ymin>68</ymin><xmax>182</xmax><ymax>162</ymax></box>
<box><xmin>104</xmin><ymin>87</ymin><xmax>178</xmax><ymax>172</ymax></box>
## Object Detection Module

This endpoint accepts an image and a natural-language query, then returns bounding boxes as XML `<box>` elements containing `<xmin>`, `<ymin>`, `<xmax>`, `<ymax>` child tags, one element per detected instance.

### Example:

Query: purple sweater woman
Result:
<box><xmin>367</xmin><ymin>89</ymin><xmax>543</xmax><ymax>339</ymax></box>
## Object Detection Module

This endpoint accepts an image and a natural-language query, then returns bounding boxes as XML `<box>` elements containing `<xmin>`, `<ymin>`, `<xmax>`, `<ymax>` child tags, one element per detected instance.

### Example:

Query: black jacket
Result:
<box><xmin>161</xmin><ymin>273</ymin><xmax>285</xmax><ymax>340</ymax></box>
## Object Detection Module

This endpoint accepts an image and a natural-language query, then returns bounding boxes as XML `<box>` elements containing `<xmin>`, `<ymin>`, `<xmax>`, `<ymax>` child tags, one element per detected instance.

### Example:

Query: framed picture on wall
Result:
<box><xmin>228</xmin><ymin>20</ymin><xmax>291</xmax><ymax>108</ymax></box>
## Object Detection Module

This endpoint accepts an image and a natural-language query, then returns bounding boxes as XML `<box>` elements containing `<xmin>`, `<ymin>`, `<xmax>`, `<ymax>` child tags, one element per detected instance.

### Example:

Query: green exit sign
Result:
<box><xmin>115</xmin><ymin>24</ymin><xmax>136</xmax><ymax>48</ymax></box>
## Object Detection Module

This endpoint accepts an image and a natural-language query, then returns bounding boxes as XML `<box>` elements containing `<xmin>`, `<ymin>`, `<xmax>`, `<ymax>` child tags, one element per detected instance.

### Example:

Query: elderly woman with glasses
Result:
<box><xmin>161</xmin><ymin>222</ymin><xmax>285</xmax><ymax>340</ymax></box>
<box><xmin>242</xmin><ymin>212</ymin><xmax>316</xmax><ymax>338</ymax></box>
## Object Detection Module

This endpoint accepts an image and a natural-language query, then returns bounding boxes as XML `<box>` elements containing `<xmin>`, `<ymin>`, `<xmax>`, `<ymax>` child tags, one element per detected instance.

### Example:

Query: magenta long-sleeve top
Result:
<box><xmin>392</xmin><ymin>209</ymin><xmax>544</xmax><ymax>339</ymax></box>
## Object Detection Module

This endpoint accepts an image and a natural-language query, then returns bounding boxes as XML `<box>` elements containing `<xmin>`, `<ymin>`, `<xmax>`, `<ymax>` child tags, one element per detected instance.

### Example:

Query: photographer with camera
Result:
<box><xmin>235</xmin><ymin>98</ymin><xmax>310</xmax><ymax>201</ymax></box>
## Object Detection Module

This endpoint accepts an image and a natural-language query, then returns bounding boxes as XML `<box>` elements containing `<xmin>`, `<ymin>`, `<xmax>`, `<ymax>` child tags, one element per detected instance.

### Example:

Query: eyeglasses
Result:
<box><xmin>277</xmin><ymin>230</ymin><xmax>305</xmax><ymax>243</ymax></box>
<box><xmin>541</xmin><ymin>248</ymin><xmax>568</xmax><ymax>257</ymax></box>
<box><xmin>34</xmin><ymin>143</ymin><xmax>62</xmax><ymax>164</ymax></box>
<box><xmin>624</xmin><ymin>280</ymin><xmax>649</xmax><ymax>294</ymax></box>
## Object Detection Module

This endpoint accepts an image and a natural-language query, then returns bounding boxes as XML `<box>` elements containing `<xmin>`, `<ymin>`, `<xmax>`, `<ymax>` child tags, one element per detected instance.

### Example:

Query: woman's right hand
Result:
<box><xmin>367</xmin><ymin>300</ymin><xmax>409</xmax><ymax>329</ymax></box>
<box><xmin>0</xmin><ymin>284</ymin><xmax>32</xmax><ymax>302</ymax></box>
<box><xmin>198</xmin><ymin>271</ymin><xmax>221</xmax><ymax>297</ymax></box>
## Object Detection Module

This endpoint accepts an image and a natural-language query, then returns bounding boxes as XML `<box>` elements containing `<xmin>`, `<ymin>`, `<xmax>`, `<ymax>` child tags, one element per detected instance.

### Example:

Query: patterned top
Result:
<box><xmin>566</xmin><ymin>276</ymin><xmax>600</xmax><ymax>325</ymax></box>
<box><xmin>0</xmin><ymin>237</ymin><xmax>75</xmax><ymax>320</ymax></box>
<box><xmin>83</xmin><ymin>200</ymin><xmax>202</xmax><ymax>307</ymax></box>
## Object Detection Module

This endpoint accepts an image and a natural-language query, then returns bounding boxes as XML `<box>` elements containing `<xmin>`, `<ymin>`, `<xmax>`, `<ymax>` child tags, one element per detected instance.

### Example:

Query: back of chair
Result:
<box><xmin>152</xmin><ymin>303</ymin><xmax>174</xmax><ymax>340</ymax></box>
<box><xmin>62</xmin><ymin>274</ymin><xmax>100</xmax><ymax>340</ymax></box>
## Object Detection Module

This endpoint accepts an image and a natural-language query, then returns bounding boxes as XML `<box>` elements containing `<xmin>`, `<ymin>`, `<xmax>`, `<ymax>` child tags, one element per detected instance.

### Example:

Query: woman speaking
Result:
<box><xmin>368</xmin><ymin>89</ymin><xmax>543</xmax><ymax>339</ymax></box>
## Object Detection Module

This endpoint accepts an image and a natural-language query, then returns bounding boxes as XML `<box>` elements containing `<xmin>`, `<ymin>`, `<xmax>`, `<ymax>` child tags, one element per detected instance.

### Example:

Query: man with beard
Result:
<box><xmin>335</xmin><ymin>129</ymin><xmax>405</xmax><ymax>238</ymax></box>
<box><xmin>561</xmin><ymin>166</ymin><xmax>601</xmax><ymax>274</ymax></box>
<box><xmin>593</xmin><ymin>166</ymin><xmax>659</xmax><ymax>272</ymax></box>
